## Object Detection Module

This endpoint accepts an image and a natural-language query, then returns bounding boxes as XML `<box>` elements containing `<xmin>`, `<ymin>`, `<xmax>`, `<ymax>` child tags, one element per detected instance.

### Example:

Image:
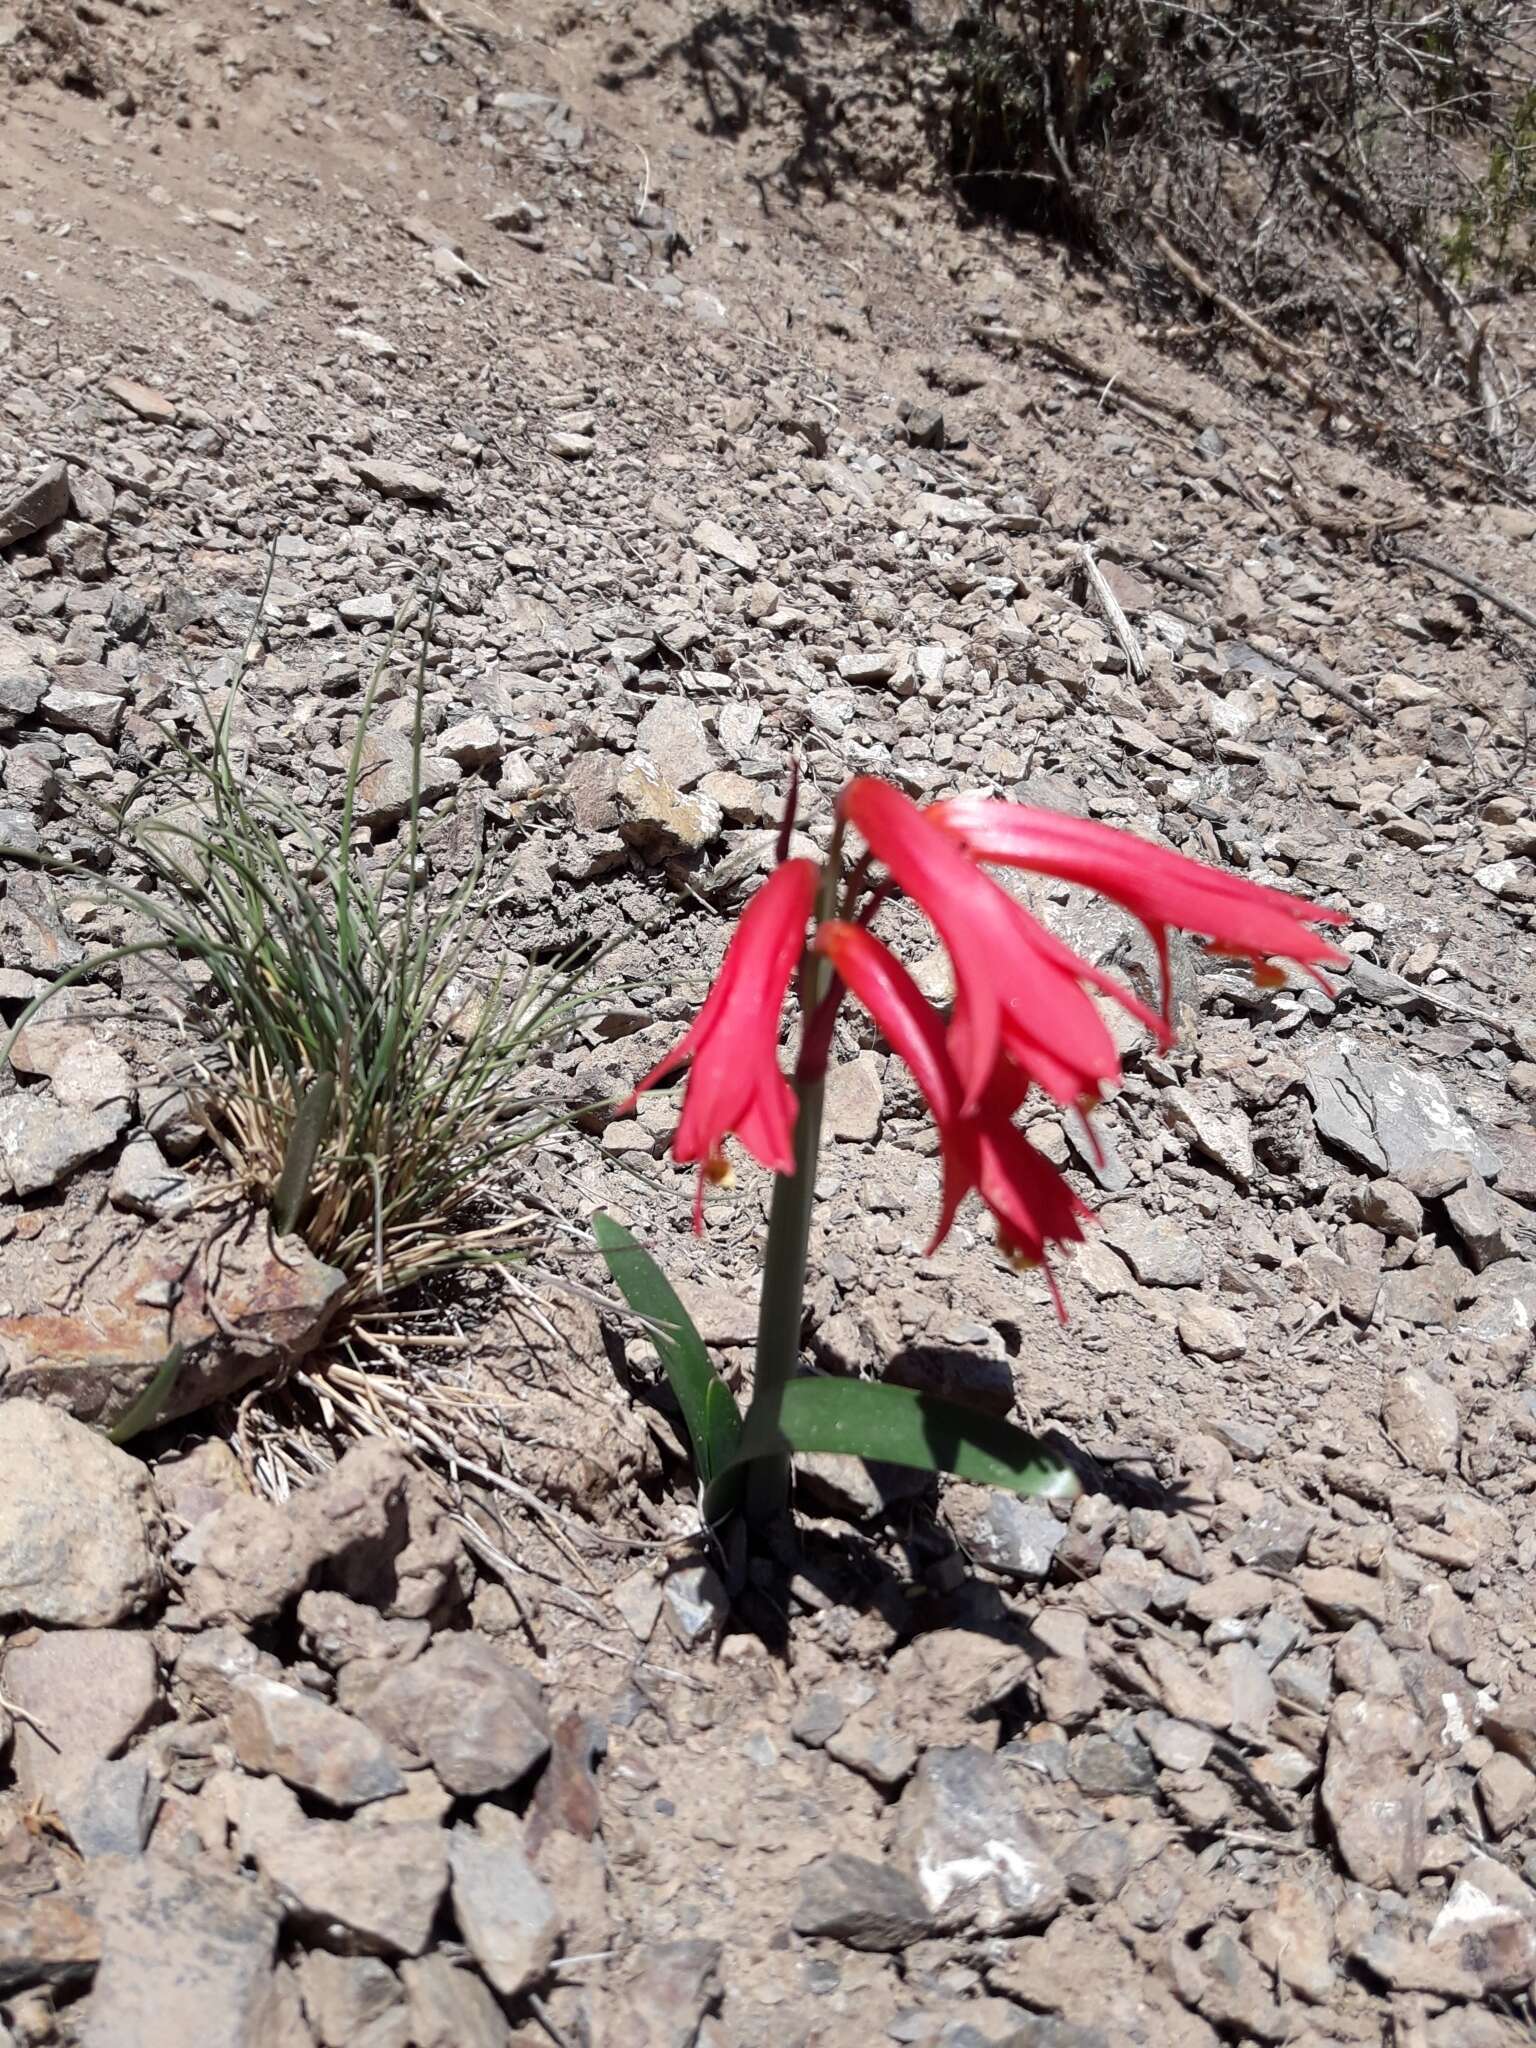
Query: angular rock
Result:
<box><xmin>356</xmin><ymin>1633</ymin><xmax>549</xmax><ymax>1796</ymax></box>
<box><xmin>0</xmin><ymin>1091</ymin><xmax>128</xmax><ymax>1196</ymax></box>
<box><xmin>401</xmin><ymin>1954</ymin><xmax>512</xmax><ymax>2048</ymax></box>
<box><xmin>226</xmin><ymin>1675</ymin><xmax>405</xmax><ymax>1809</ymax></box>
<box><xmin>293</xmin><ymin>1951</ymin><xmax>402</xmax><ymax>2046</ymax></box>
<box><xmin>0</xmin><ymin>1404</ymin><xmax>161</xmax><ymax>1626</ymax></box>
<box><xmin>791</xmin><ymin>1853</ymin><xmax>931</xmax><ymax>1951</ymax></box>
<box><xmin>1428</xmin><ymin>1857</ymin><xmax>1536</xmax><ymax>1994</ymax></box>
<box><xmin>823</xmin><ymin>1052</ymin><xmax>884</xmax><ymax>1143</ymax></box>
<box><xmin>892</xmin><ymin>1745</ymin><xmax>1066</xmax><ymax>1934</ymax></box>
<box><xmin>1</xmin><ymin>1213</ymin><xmax>344</xmax><ymax>1430</ymax></box>
<box><xmin>1306</xmin><ymin>1046</ymin><xmax>1499</xmax><ymax>1179</ymax></box>
<box><xmin>2</xmin><ymin>1628</ymin><xmax>161</xmax><ymax>1804</ymax></box>
<box><xmin>0</xmin><ymin>1891</ymin><xmax>101</xmax><ymax>1994</ymax></box>
<box><xmin>110</xmin><ymin>1134</ymin><xmax>197</xmax><ymax>1221</ymax></box>
<box><xmin>1100</xmin><ymin>1208</ymin><xmax>1203</xmax><ymax>1287</ymax></box>
<box><xmin>1478</xmin><ymin>1751</ymin><xmax>1536</xmax><ymax>1838</ymax></box>
<box><xmin>634</xmin><ymin>699</ymin><xmax>715</xmax><ymax>789</ymax></box>
<box><xmin>0</xmin><ymin>461</ymin><xmax>70</xmax><ymax>548</ymax></box>
<box><xmin>1445</xmin><ymin>1175</ymin><xmax>1529</xmax><ymax>1271</ymax></box>
<box><xmin>1245</xmin><ymin>1877</ymin><xmax>1335</xmax><ymax>2002</ymax></box>
<box><xmin>56</xmin><ymin>1756</ymin><xmax>161</xmax><ymax>1859</ymax></box>
<box><xmin>1321</xmin><ymin>1693</ymin><xmax>1426</xmax><ymax>1891</ymax></box>
<box><xmin>598</xmin><ymin>1938</ymin><xmax>722</xmax><ymax>2048</ymax></box>
<box><xmin>1381</xmin><ymin>1368</ymin><xmax>1460</xmax><ymax>1476</ymax></box>
<box><xmin>257</xmin><ymin>1820</ymin><xmax>448</xmax><ymax>1957</ymax></box>
<box><xmin>164</xmin><ymin>264</ymin><xmax>273</xmax><ymax>321</ymax></box>
<box><xmin>102</xmin><ymin>375</ymin><xmax>177</xmax><ymax>423</ymax></box>
<box><xmin>615</xmin><ymin>757</ymin><xmax>722</xmax><ymax>857</ymax></box>
<box><xmin>1176</xmin><ymin>1298</ymin><xmax>1247</xmax><ymax>1361</ymax></box>
<box><xmin>963</xmin><ymin>1495</ymin><xmax>1067</xmax><ymax>1581</ymax></box>
<box><xmin>354</xmin><ymin>457</ymin><xmax>447</xmax><ymax>503</ymax></box>
<box><xmin>448</xmin><ymin>1819</ymin><xmax>558</xmax><ymax>1996</ymax></box>
<box><xmin>691</xmin><ymin>519</ymin><xmax>759</xmax><ymax>573</ymax></box>
<box><xmin>79</xmin><ymin>1854</ymin><xmax>279</xmax><ymax>2048</ymax></box>
<box><xmin>1297</xmin><ymin>1564</ymin><xmax>1388</xmax><ymax>1629</ymax></box>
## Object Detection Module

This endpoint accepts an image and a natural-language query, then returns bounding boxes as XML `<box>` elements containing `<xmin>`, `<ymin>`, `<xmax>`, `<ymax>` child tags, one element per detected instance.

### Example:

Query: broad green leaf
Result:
<box><xmin>592</xmin><ymin>1213</ymin><xmax>741</xmax><ymax>1487</ymax></box>
<box><xmin>107</xmin><ymin>1345</ymin><xmax>187</xmax><ymax>1446</ymax></box>
<box><xmin>732</xmin><ymin>1377</ymin><xmax>1081</xmax><ymax>1500</ymax></box>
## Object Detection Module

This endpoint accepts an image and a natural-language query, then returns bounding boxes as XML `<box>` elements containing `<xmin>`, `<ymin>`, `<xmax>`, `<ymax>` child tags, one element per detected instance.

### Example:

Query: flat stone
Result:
<box><xmin>1</xmin><ymin>1212</ymin><xmax>344</xmax><ymax>1432</ymax></box>
<box><xmin>257</xmin><ymin>1820</ymin><xmax>448</xmax><ymax>1957</ymax></box>
<box><xmin>1306</xmin><ymin>1046</ymin><xmax>1499</xmax><ymax>1179</ymax></box>
<box><xmin>893</xmin><ymin>1745</ymin><xmax>1067</xmax><ymax>1933</ymax></box>
<box><xmin>1321</xmin><ymin>1693</ymin><xmax>1426</xmax><ymax>1892</ymax></box>
<box><xmin>448</xmin><ymin>1820</ymin><xmax>558</xmax><ymax>1997</ymax></box>
<box><xmin>355</xmin><ymin>458</ymin><xmax>447</xmax><ymax>503</ymax></box>
<box><xmin>438</xmin><ymin>713</ymin><xmax>502</xmax><ymax>767</ymax></box>
<box><xmin>660</xmin><ymin>1561</ymin><xmax>729</xmax><ymax>1647</ymax></box>
<box><xmin>0</xmin><ymin>1891</ymin><xmax>101</xmax><ymax>1994</ymax></box>
<box><xmin>1245</xmin><ymin>1877</ymin><xmax>1335</xmax><ymax>2002</ymax></box>
<box><xmin>338</xmin><ymin>591</ymin><xmax>396</xmax><ymax>625</ymax></box>
<box><xmin>163</xmin><ymin>264</ymin><xmax>273</xmax><ymax>322</ymax></box>
<box><xmin>102</xmin><ymin>375</ymin><xmax>178</xmax><ymax>423</ymax></box>
<box><xmin>691</xmin><ymin>518</ymin><xmax>759</xmax><ymax>574</ymax></box>
<box><xmin>1100</xmin><ymin>1208</ymin><xmax>1203</xmax><ymax>1287</ymax></box>
<box><xmin>2</xmin><ymin>1629</ymin><xmax>161</xmax><ymax>1805</ymax></box>
<box><xmin>1381</xmin><ymin>1368</ymin><xmax>1459</xmax><ymax>1475</ymax></box>
<box><xmin>40</xmin><ymin>684</ymin><xmax>124</xmax><ymax>746</ymax></box>
<box><xmin>227</xmin><ymin>1675</ymin><xmax>405</xmax><ymax>1809</ymax></box>
<box><xmin>635</xmin><ymin>698</ymin><xmax>715</xmax><ymax>789</ymax></box>
<box><xmin>401</xmin><ymin>1954</ymin><xmax>512</xmax><ymax>2048</ymax></box>
<box><xmin>823</xmin><ymin>1051</ymin><xmax>884</xmax><ymax>1142</ymax></box>
<box><xmin>1158</xmin><ymin>1085</ymin><xmax>1256</xmax><ymax>1188</ymax></box>
<box><xmin>0</xmin><ymin>1404</ymin><xmax>160</xmax><ymax>1625</ymax></box>
<box><xmin>615</xmin><ymin>757</ymin><xmax>723</xmax><ymax>857</ymax></box>
<box><xmin>964</xmin><ymin>1495</ymin><xmax>1067</xmax><ymax>1580</ymax></box>
<box><xmin>49</xmin><ymin>1040</ymin><xmax>134</xmax><ymax>1117</ymax></box>
<box><xmin>55</xmin><ymin>1756</ymin><xmax>161</xmax><ymax>1859</ymax></box>
<box><xmin>293</xmin><ymin>1952</ymin><xmax>402</xmax><ymax>2045</ymax></box>
<box><xmin>79</xmin><ymin>1854</ymin><xmax>279</xmax><ymax>2048</ymax></box>
<box><xmin>1176</xmin><ymin>1299</ymin><xmax>1247</xmax><ymax>1361</ymax></box>
<box><xmin>0</xmin><ymin>460</ymin><xmax>69</xmax><ymax>548</ymax></box>
<box><xmin>1298</xmin><ymin>1564</ymin><xmax>1388</xmax><ymax>1628</ymax></box>
<box><xmin>357</xmin><ymin>1633</ymin><xmax>550</xmax><ymax>1797</ymax></box>
<box><xmin>791</xmin><ymin>1853</ymin><xmax>931</xmax><ymax>1951</ymax></box>
<box><xmin>0</xmin><ymin>1092</ymin><xmax>129</xmax><ymax>1196</ymax></box>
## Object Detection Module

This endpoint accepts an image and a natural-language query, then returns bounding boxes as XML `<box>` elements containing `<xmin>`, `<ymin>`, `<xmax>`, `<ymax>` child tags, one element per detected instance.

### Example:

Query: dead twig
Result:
<box><xmin>1387</xmin><ymin>540</ymin><xmax>1536</xmax><ymax>637</ymax></box>
<box><xmin>1080</xmin><ymin>544</ymin><xmax>1147</xmax><ymax>680</ymax></box>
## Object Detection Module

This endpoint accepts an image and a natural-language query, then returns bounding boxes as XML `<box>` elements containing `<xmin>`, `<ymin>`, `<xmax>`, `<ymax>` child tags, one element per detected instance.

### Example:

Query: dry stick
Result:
<box><xmin>1151</xmin><ymin>232</ymin><xmax>1320</xmax><ymax>391</ymax></box>
<box><xmin>1389</xmin><ymin>540</ymin><xmax>1536</xmax><ymax>637</ymax></box>
<box><xmin>1080</xmin><ymin>544</ymin><xmax>1148</xmax><ymax>680</ymax></box>
<box><xmin>1027</xmin><ymin>332</ymin><xmax>1214</xmax><ymax>433</ymax></box>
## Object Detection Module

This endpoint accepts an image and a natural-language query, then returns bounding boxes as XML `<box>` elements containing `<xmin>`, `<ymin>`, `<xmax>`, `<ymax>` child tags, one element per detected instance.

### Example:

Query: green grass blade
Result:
<box><xmin>732</xmin><ymin>1378</ymin><xmax>1082</xmax><ymax>1501</ymax></box>
<box><xmin>107</xmin><ymin>1344</ymin><xmax>187</xmax><ymax>1446</ymax></box>
<box><xmin>273</xmin><ymin>1073</ymin><xmax>336</xmax><ymax>1235</ymax></box>
<box><xmin>592</xmin><ymin>1213</ymin><xmax>740</xmax><ymax>1486</ymax></box>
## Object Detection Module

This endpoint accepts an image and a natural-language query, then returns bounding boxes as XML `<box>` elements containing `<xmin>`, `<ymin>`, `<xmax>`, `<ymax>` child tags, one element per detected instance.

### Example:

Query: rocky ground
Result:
<box><xmin>2</xmin><ymin>0</ymin><xmax>1536</xmax><ymax>2043</ymax></box>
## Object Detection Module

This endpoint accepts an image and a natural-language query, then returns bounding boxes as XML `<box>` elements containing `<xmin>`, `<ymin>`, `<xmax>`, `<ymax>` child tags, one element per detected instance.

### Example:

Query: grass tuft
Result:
<box><xmin>3</xmin><ymin>592</ymin><xmax>595</xmax><ymax>1318</ymax></box>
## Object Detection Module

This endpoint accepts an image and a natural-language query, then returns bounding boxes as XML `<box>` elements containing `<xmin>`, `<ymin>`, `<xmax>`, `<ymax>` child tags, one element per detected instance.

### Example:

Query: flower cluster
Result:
<box><xmin>627</xmin><ymin>777</ymin><xmax>1348</xmax><ymax>1304</ymax></box>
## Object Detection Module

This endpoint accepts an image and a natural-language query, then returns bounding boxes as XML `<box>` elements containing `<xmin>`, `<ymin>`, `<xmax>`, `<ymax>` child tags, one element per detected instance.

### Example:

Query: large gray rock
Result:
<box><xmin>0</xmin><ymin>1092</ymin><xmax>128</xmax><ymax>1197</ymax></box>
<box><xmin>226</xmin><ymin>1675</ymin><xmax>405</xmax><ymax>1809</ymax></box>
<box><xmin>0</xmin><ymin>461</ymin><xmax>70</xmax><ymax>549</ymax></box>
<box><xmin>892</xmin><ymin>1745</ymin><xmax>1066</xmax><ymax>1934</ymax></box>
<box><xmin>358</xmin><ymin>1633</ymin><xmax>549</xmax><ymax>1796</ymax></box>
<box><xmin>1321</xmin><ymin>1693</ymin><xmax>1427</xmax><ymax>1892</ymax></box>
<box><xmin>1306</xmin><ymin>1044</ymin><xmax>1500</xmax><ymax>1179</ymax></box>
<box><xmin>0</xmin><ymin>1405</ymin><xmax>161</xmax><ymax>1626</ymax></box>
<box><xmin>791</xmin><ymin>1853</ymin><xmax>931</xmax><ymax>1951</ymax></box>
<box><xmin>79</xmin><ymin>1855</ymin><xmax>279</xmax><ymax>2048</ymax></box>
<box><xmin>448</xmin><ymin>1819</ymin><xmax>558</xmax><ymax>1997</ymax></box>
<box><xmin>2</xmin><ymin>1629</ymin><xmax>161</xmax><ymax>1804</ymax></box>
<box><xmin>0</xmin><ymin>1212</ymin><xmax>344</xmax><ymax>1431</ymax></box>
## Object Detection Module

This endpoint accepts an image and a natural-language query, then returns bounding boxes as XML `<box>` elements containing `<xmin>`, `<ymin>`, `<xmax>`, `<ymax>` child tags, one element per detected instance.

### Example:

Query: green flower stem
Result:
<box><xmin>743</xmin><ymin>837</ymin><xmax>842</xmax><ymax>1526</ymax></box>
<box><xmin>743</xmin><ymin>1062</ymin><xmax>826</xmax><ymax>1524</ymax></box>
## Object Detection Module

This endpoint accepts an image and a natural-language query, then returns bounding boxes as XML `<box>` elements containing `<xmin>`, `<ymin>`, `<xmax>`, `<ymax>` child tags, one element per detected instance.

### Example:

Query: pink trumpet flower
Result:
<box><xmin>927</xmin><ymin>794</ymin><xmax>1350</xmax><ymax>1029</ymax></box>
<box><xmin>814</xmin><ymin>921</ymin><xmax>1092</xmax><ymax>1311</ymax></box>
<box><xmin>623</xmin><ymin>858</ymin><xmax>819</xmax><ymax>1228</ymax></box>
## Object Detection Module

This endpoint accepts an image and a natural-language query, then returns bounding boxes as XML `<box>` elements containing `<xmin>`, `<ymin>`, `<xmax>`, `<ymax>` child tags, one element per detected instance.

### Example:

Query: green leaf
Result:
<box><xmin>732</xmin><ymin>1377</ymin><xmax>1081</xmax><ymax>1501</ymax></box>
<box><xmin>273</xmin><ymin>1072</ymin><xmax>336</xmax><ymax>1236</ymax></box>
<box><xmin>107</xmin><ymin>1345</ymin><xmax>186</xmax><ymax>1447</ymax></box>
<box><xmin>592</xmin><ymin>1213</ymin><xmax>742</xmax><ymax>1489</ymax></box>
